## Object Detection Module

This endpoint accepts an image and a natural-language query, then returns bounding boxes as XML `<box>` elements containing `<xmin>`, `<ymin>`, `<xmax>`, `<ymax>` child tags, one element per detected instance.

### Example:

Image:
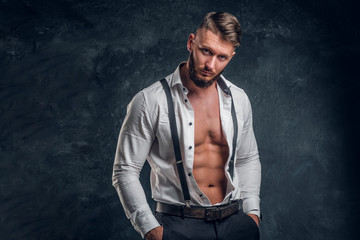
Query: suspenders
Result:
<box><xmin>160</xmin><ymin>79</ymin><xmax>191</xmax><ymax>207</ymax></box>
<box><xmin>217</xmin><ymin>78</ymin><xmax>239</xmax><ymax>182</ymax></box>
<box><xmin>159</xmin><ymin>78</ymin><xmax>238</xmax><ymax>207</ymax></box>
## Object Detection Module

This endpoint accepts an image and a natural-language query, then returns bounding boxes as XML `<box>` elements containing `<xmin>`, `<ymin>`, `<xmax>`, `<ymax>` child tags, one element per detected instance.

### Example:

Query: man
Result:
<box><xmin>112</xmin><ymin>12</ymin><xmax>261</xmax><ymax>240</ymax></box>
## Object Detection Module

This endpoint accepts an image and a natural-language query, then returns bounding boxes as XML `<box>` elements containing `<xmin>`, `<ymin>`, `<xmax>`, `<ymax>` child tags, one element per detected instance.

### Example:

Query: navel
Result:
<box><xmin>208</xmin><ymin>184</ymin><xmax>214</xmax><ymax>188</ymax></box>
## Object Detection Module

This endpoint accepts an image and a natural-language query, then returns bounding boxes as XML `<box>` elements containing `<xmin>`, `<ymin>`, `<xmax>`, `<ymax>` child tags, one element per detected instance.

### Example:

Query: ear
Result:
<box><xmin>187</xmin><ymin>33</ymin><xmax>196</xmax><ymax>52</ymax></box>
<box><xmin>229</xmin><ymin>51</ymin><xmax>236</xmax><ymax>61</ymax></box>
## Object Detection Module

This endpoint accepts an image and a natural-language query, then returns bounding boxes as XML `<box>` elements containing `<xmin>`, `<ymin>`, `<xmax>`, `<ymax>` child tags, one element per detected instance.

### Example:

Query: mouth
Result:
<box><xmin>200</xmin><ymin>70</ymin><xmax>214</xmax><ymax>76</ymax></box>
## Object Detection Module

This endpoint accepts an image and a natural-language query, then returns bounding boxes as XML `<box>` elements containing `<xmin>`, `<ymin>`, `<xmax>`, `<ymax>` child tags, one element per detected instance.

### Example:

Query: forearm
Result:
<box><xmin>235</xmin><ymin>151</ymin><xmax>261</xmax><ymax>217</ymax></box>
<box><xmin>113</xmin><ymin>167</ymin><xmax>160</xmax><ymax>238</ymax></box>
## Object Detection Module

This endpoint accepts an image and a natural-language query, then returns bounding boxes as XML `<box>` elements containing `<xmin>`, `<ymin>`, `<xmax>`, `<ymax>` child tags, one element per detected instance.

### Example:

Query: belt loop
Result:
<box><xmin>181</xmin><ymin>205</ymin><xmax>185</xmax><ymax>219</ymax></box>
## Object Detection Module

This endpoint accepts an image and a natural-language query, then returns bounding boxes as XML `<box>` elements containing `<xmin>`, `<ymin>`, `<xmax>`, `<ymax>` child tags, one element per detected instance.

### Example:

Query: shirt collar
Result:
<box><xmin>170</xmin><ymin>62</ymin><xmax>232</xmax><ymax>96</ymax></box>
<box><xmin>170</xmin><ymin>62</ymin><xmax>186</xmax><ymax>88</ymax></box>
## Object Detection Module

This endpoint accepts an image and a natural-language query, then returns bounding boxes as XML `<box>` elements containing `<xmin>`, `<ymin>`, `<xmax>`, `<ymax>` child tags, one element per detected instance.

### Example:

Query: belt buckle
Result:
<box><xmin>205</xmin><ymin>207</ymin><xmax>221</xmax><ymax>221</ymax></box>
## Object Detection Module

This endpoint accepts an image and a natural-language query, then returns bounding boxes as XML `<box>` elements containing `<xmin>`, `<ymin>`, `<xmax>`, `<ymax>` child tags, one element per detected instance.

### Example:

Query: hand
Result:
<box><xmin>144</xmin><ymin>226</ymin><xmax>163</xmax><ymax>240</ymax></box>
<box><xmin>247</xmin><ymin>213</ymin><xmax>260</xmax><ymax>228</ymax></box>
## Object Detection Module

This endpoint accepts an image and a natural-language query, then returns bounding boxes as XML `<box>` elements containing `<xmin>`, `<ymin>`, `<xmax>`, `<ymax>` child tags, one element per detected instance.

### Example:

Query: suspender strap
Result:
<box><xmin>217</xmin><ymin>77</ymin><xmax>238</xmax><ymax>180</ymax></box>
<box><xmin>160</xmin><ymin>79</ymin><xmax>191</xmax><ymax>207</ymax></box>
<box><xmin>228</xmin><ymin>88</ymin><xmax>238</xmax><ymax>179</ymax></box>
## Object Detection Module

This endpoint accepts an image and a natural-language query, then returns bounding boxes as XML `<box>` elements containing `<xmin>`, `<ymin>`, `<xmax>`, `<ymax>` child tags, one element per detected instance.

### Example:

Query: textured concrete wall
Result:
<box><xmin>1</xmin><ymin>0</ymin><xmax>359</xmax><ymax>239</ymax></box>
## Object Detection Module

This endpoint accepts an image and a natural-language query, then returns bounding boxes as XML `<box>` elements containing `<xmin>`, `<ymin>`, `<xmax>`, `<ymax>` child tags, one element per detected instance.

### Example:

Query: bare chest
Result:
<box><xmin>188</xmin><ymin>91</ymin><xmax>229</xmax><ymax>197</ymax></box>
<box><xmin>188</xmin><ymin>95</ymin><xmax>227</xmax><ymax>148</ymax></box>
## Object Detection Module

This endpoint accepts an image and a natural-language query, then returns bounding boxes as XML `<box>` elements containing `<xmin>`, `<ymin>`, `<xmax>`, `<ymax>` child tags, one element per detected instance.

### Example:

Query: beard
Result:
<box><xmin>188</xmin><ymin>51</ymin><xmax>223</xmax><ymax>89</ymax></box>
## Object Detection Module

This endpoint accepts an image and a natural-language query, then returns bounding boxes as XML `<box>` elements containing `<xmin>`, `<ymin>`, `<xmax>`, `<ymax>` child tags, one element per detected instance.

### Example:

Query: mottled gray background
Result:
<box><xmin>1</xmin><ymin>0</ymin><xmax>359</xmax><ymax>239</ymax></box>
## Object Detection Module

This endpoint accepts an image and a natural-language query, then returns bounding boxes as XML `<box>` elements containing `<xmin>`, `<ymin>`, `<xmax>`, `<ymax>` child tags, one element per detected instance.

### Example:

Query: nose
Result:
<box><xmin>205</xmin><ymin>56</ymin><xmax>216</xmax><ymax>71</ymax></box>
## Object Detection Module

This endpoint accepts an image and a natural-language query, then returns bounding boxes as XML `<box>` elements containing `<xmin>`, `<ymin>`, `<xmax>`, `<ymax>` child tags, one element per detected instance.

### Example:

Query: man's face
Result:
<box><xmin>187</xmin><ymin>28</ymin><xmax>236</xmax><ymax>88</ymax></box>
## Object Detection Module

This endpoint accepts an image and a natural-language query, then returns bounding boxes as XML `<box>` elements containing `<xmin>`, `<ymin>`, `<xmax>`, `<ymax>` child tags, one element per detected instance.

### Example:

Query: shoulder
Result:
<box><xmin>127</xmin><ymin>78</ymin><xmax>167</xmax><ymax>122</ymax></box>
<box><xmin>139</xmin><ymin>79</ymin><xmax>167</xmax><ymax>108</ymax></box>
<box><xmin>141</xmin><ymin>80</ymin><xmax>164</xmax><ymax>95</ymax></box>
<box><xmin>221</xmin><ymin>77</ymin><xmax>252</xmax><ymax>109</ymax></box>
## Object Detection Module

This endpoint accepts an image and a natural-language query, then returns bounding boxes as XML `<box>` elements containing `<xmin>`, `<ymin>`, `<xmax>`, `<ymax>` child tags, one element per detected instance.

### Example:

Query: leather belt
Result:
<box><xmin>156</xmin><ymin>200</ymin><xmax>240</xmax><ymax>221</ymax></box>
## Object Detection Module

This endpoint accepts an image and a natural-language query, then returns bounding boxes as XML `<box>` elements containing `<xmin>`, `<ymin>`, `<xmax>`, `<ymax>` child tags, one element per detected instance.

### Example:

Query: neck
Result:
<box><xmin>179</xmin><ymin>61</ymin><xmax>217</xmax><ymax>96</ymax></box>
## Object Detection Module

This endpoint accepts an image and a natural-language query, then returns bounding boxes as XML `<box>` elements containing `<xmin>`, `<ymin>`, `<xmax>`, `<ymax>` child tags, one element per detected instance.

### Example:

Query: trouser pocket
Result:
<box><xmin>155</xmin><ymin>212</ymin><xmax>167</xmax><ymax>240</ymax></box>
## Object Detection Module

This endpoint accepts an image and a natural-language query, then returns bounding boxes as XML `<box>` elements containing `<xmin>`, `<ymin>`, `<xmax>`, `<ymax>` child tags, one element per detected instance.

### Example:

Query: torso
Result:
<box><xmin>187</xmin><ymin>84</ymin><xmax>229</xmax><ymax>205</ymax></box>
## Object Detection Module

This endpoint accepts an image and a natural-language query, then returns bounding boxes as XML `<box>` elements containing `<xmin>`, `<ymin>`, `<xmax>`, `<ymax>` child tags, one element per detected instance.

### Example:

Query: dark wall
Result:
<box><xmin>1</xmin><ymin>0</ymin><xmax>359</xmax><ymax>239</ymax></box>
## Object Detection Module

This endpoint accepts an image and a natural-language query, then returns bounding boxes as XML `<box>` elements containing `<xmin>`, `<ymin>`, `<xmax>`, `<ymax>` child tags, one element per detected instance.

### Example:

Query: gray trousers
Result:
<box><xmin>155</xmin><ymin>210</ymin><xmax>260</xmax><ymax>240</ymax></box>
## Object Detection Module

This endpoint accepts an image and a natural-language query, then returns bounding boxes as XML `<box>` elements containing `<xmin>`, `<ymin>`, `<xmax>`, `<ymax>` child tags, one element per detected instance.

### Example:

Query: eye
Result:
<box><xmin>218</xmin><ymin>55</ymin><xmax>227</xmax><ymax>61</ymax></box>
<box><xmin>202</xmin><ymin>48</ymin><xmax>211</xmax><ymax>55</ymax></box>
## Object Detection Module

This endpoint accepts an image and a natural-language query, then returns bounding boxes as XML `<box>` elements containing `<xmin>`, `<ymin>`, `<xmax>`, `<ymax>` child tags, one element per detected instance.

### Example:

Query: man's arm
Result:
<box><xmin>235</xmin><ymin>94</ymin><xmax>261</xmax><ymax>220</ymax></box>
<box><xmin>112</xmin><ymin>91</ymin><xmax>160</xmax><ymax>238</ymax></box>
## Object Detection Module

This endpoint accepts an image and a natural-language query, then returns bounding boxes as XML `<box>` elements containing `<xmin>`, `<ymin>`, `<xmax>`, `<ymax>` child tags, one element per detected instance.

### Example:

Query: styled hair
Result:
<box><xmin>197</xmin><ymin>12</ymin><xmax>241</xmax><ymax>48</ymax></box>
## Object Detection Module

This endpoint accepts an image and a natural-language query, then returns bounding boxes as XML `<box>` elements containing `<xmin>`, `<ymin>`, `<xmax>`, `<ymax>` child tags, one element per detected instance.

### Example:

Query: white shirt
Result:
<box><xmin>112</xmin><ymin>63</ymin><xmax>261</xmax><ymax>238</ymax></box>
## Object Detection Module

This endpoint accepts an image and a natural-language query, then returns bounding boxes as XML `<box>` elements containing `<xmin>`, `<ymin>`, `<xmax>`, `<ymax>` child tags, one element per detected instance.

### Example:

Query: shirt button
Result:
<box><xmin>199</xmin><ymin>194</ymin><xmax>203</xmax><ymax>197</ymax></box>
<box><xmin>185</xmin><ymin>99</ymin><xmax>188</xmax><ymax>102</ymax></box>
<box><xmin>183</xmin><ymin>87</ymin><xmax>186</xmax><ymax>91</ymax></box>
<box><xmin>188</xmin><ymin>146</ymin><xmax>192</xmax><ymax>150</ymax></box>
<box><xmin>188</xmin><ymin>173</ymin><xmax>192</xmax><ymax>177</ymax></box>
<box><xmin>189</xmin><ymin>122</ymin><xmax>192</xmax><ymax>126</ymax></box>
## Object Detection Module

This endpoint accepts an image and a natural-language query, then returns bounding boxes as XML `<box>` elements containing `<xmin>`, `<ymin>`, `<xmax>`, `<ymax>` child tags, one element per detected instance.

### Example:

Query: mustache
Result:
<box><xmin>202</xmin><ymin>66</ymin><xmax>215</xmax><ymax>74</ymax></box>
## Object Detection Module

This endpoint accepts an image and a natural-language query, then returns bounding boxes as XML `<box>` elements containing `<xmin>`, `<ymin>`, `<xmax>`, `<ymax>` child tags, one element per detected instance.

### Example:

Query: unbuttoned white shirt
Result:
<box><xmin>112</xmin><ymin>63</ymin><xmax>261</xmax><ymax>238</ymax></box>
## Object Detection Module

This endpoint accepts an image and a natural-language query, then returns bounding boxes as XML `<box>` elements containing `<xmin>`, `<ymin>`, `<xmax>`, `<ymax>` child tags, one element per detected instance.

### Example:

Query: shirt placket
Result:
<box><xmin>177</xmin><ymin>85</ymin><xmax>212</xmax><ymax>205</ymax></box>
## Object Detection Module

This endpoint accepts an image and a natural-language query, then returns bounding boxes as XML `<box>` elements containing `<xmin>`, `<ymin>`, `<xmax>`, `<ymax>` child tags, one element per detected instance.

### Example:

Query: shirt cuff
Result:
<box><xmin>242</xmin><ymin>198</ymin><xmax>260</xmax><ymax>218</ymax></box>
<box><xmin>134</xmin><ymin>213</ymin><xmax>161</xmax><ymax>239</ymax></box>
